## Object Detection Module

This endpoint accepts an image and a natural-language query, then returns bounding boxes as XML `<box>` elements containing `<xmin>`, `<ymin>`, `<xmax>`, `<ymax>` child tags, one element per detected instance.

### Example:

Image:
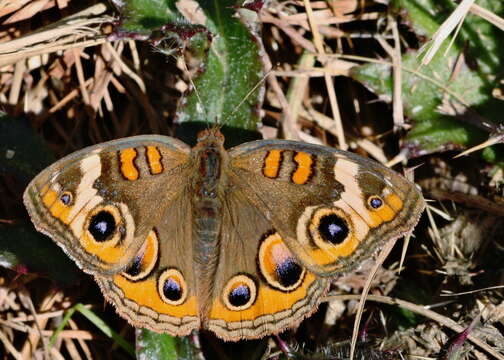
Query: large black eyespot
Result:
<box><xmin>163</xmin><ymin>278</ymin><xmax>182</xmax><ymax>301</ymax></box>
<box><xmin>122</xmin><ymin>230</ymin><xmax>159</xmax><ymax>281</ymax></box>
<box><xmin>318</xmin><ymin>214</ymin><xmax>349</xmax><ymax>245</ymax></box>
<box><xmin>158</xmin><ymin>269</ymin><xmax>187</xmax><ymax>305</ymax></box>
<box><xmin>222</xmin><ymin>275</ymin><xmax>257</xmax><ymax>311</ymax></box>
<box><xmin>125</xmin><ymin>255</ymin><xmax>142</xmax><ymax>277</ymax></box>
<box><xmin>258</xmin><ymin>232</ymin><xmax>306</xmax><ymax>291</ymax></box>
<box><xmin>276</xmin><ymin>258</ymin><xmax>303</xmax><ymax>288</ymax></box>
<box><xmin>228</xmin><ymin>284</ymin><xmax>250</xmax><ymax>307</ymax></box>
<box><xmin>89</xmin><ymin>211</ymin><xmax>116</xmax><ymax>242</ymax></box>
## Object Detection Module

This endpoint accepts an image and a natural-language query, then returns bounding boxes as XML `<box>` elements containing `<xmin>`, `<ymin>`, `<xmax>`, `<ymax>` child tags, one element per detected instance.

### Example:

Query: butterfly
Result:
<box><xmin>24</xmin><ymin>128</ymin><xmax>424</xmax><ymax>341</ymax></box>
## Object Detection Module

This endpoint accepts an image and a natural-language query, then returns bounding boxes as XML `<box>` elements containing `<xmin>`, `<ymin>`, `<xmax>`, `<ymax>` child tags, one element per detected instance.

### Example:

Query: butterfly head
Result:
<box><xmin>196</xmin><ymin>128</ymin><xmax>225</xmax><ymax>147</ymax></box>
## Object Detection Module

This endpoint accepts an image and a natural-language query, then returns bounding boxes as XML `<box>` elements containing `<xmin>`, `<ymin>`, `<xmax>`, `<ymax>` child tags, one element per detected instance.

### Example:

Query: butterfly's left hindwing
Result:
<box><xmin>23</xmin><ymin>135</ymin><xmax>191</xmax><ymax>275</ymax></box>
<box><xmin>94</xmin><ymin>193</ymin><xmax>201</xmax><ymax>336</ymax></box>
<box><xmin>228</xmin><ymin>140</ymin><xmax>425</xmax><ymax>277</ymax></box>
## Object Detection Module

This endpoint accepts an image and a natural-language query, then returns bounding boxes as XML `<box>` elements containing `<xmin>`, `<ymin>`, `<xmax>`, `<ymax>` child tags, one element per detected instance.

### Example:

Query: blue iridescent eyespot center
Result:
<box><xmin>89</xmin><ymin>211</ymin><xmax>116</xmax><ymax>241</ymax></box>
<box><xmin>163</xmin><ymin>278</ymin><xmax>182</xmax><ymax>301</ymax></box>
<box><xmin>60</xmin><ymin>192</ymin><xmax>72</xmax><ymax>205</ymax></box>
<box><xmin>228</xmin><ymin>284</ymin><xmax>251</xmax><ymax>307</ymax></box>
<box><xmin>276</xmin><ymin>258</ymin><xmax>303</xmax><ymax>287</ymax></box>
<box><xmin>125</xmin><ymin>254</ymin><xmax>143</xmax><ymax>277</ymax></box>
<box><xmin>370</xmin><ymin>196</ymin><xmax>383</xmax><ymax>209</ymax></box>
<box><xmin>318</xmin><ymin>214</ymin><xmax>349</xmax><ymax>244</ymax></box>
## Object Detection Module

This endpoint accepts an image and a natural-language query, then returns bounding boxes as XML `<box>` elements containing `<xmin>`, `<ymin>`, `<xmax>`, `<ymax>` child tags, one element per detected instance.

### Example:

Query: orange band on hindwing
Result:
<box><xmin>263</xmin><ymin>150</ymin><xmax>283</xmax><ymax>179</ymax></box>
<box><xmin>208</xmin><ymin>272</ymin><xmax>319</xmax><ymax>322</ymax></box>
<box><xmin>119</xmin><ymin>148</ymin><xmax>139</xmax><ymax>181</ymax></box>
<box><xmin>292</xmin><ymin>152</ymin><xmax>314</xmax><ymax>185</ymax></box>
<box><xmin>209</xmin><ymin>231</ymin><xmax>320</xmax><ymax>334</ymax></box>
<box><xmin>113</xmin><ymin>275</ymin><xmax>198</xmax><ymax>317</ymax></box>
<box><xmin>145</xmin><ymin>146</ymin><xmax>163</xmax><ymax>175</ymax></box>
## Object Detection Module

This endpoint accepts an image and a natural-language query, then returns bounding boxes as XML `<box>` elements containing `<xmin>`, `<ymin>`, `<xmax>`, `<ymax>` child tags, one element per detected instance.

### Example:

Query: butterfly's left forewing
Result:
<box><xmin>23</xmin><ymin>135</ymin><xmax>191</xmax><ymax>275</ymax></box>
<box><xmin>228</xmin><ymin>140</ymin><xmax>425</xmax><ymax>277</ymax></box>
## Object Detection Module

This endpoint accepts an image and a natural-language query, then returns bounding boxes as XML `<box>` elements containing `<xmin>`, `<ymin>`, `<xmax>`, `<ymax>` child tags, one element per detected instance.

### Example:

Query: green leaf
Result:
<box><xmin>136</xmin><ymin>330</ymin><xmax>198</xmax><ymax>360</ymax></box>
<box><xmin>112</xmin><ymin>0</ymin><xmax>264</xmax><ymax>144</ymax></box>
<box><xmin>177</xmin><ymin>1</ymin><xmax>264</xmax><ymax>140</ymax></box>
<box><xmin>352</xmin><ymin>0</ymin><xmax>504</xmax><ymax>162</ymax></box>
<box><xmin>114</xmin><ymin>0</ymin><xmax>181</xmax><ymax>34</ymax></box>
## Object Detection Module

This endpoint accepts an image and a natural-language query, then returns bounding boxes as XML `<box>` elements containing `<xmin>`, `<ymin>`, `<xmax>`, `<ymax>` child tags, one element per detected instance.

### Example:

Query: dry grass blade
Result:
<box><xmin>0</xmin><ymin>3</ymin><xmax>111</xmax><ymax>67</ymax></box>
<box><xmin>390</xmin><ymin>16</ymin><xmax>404</xmax><ymax>132</ymax></box>
<box><xmin>19</xmin><ymin>287</ymin><xmax>51</xmax><ymax>359</ymax></box>
<box><xmin>104</xmin><ymin>42</ymin><xmax>146</xmax><ymax>93</ymax></box>
<box><xmin>261</xmin><ymin>13</ymin><xmax>317</xmax><ymax>53</ymax></box>
<box><xmin>3</xmin><ymin>0</ymin><xmax>51</xmax><ymax>24</ymax></box>
<box><xmin>285</xmin><ymin>52</ymin><xmax>315</xmax><ymax>138</ymax></box>
<box><xmin>7</xmin><ymin>60</ymin><xmax>25</xmax><ymax>105</ymax></box>
<box><xmin>0</xmin><ymin>0</ymin><xmax>31</xmax><ymax>18</ymax></box>
<box><xmin>453</xmin><ymin>134</ymin><xmax>504</xmax><ymax>158</ymax></box>
<box><xmin>419</xmin><ymin>0</ymin><xmax>475</xmax><ymax>66</ymax></box>
<box><xmin>441</xmin><ymin>285</ymin><xmax>504</xmax><ymax>296</ymax></box>
<box><xmin>263</xmin><ymin>50</ymin><xmax>299</xmax><ymax>140</ymax></box>
<box><xmin>0</xmin><ymin>328</ymin><xmax>23</xmax><ymax>360</ymax></box>
<box><xmin>470</xmin><ymin>3</ymin><xmax>504</xmax><ymax>31</ymax></box>
<box><xmin>428</xmin><ymin>189</ymin><xmax>504</xmax><ymax>217</ymax></box>
<box><xmin>350</xmin><ymin>237</ymin><xmax>400</xmax><ymax>360</ymax></box>
<box><xmin>303</xmin><ymin>0</ymin><xmax>347</xmax><ymax>150</ymax></box>
<box><xmin>329</xmin><ymin>294</ymin><xmax>504</xmax><ymax>360</ymax></box>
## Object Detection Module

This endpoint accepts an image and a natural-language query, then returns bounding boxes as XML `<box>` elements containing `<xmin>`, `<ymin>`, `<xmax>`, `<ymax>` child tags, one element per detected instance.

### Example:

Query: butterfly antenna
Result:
<box><xmin>180</xmin><ymin>54</ymin><xmax>209</xmax><ymax>127</ymax></box>
<box><xmin>222</xmin><ymin>69</ymin><xmax>271</xmax><ymax>128</ymax></box>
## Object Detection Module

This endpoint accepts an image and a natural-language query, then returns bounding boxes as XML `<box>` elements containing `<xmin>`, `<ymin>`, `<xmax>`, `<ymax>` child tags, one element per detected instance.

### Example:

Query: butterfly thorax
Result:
<box><xmin>191</xmin><ymin>131</ymin><xmax>229</xmax><ymax>316</ymax></box>
<box><xmin>191</xmin><ymin>130</ymin><xmax>228</xmax><ymax>238</ymax></box>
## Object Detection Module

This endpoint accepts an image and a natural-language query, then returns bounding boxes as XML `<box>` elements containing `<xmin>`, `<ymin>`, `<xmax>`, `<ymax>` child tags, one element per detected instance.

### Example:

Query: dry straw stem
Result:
<box><xmin>300</xmin><ymin>107</ymin><xmax>388</xmax><ymax>163</ymax></box>
<box><xmin>470</xmin><ymin>3</ymin><xmax>504</xmax><ymax>31</ymax></box>
<box><xmin>349</xmin><ymin>237</ymin><xmax>400</xmax><ymax>360</ymax></box>
<box><xmin>328</xmin><ymin>294</ymin><xmax>504</xmax><ymax>360</ymax></box>
<box><xmin>376</xmin><ymin>15</ymin><xmax>405</xmax><ymax>132</ymax></box>
<box><xmin>0</xmin><ymin>329</ymin><xmax>22</xmax><ymax>360</ymax></box>
<box><xmin>303</xmin><ymin>0</ymin><xmax>347</xmax><ymax>150</ymax></box>
<box><xmin>0</xmin><ymin>3</ymin><xmax>110</xmax><ymax>67</ymax></box>
<box><xmin>454</xmin><ymin>134</ymin><xmax>504</xmax><ymax>158</ymax></box>
<box><xmin>1</xmin><ymin>286</ymin><xmax>95</xmax><ymax>359</ymax></box>
<box><xmin>263</xmin><ymin>45</ymin><xmax>299</xmax><ymax>140</ymax></box>
<box><xmin>66</xmin><ymin>318</ymin><xmax>93</xmax><ymax>359</ymax></box>
<box><xmin>428</xmin><ymin>188</ymin><xmax>504</xmax><ymax>217</ymax></box>
<box><xmin>419</xmin><ymin>0</ymin><xmax>475</xmax><ymax>66</ymax></box>
<box><xmin>18</xmin><ymin>287</ymin><xmax>52</xmax><ymax>359</ymax></box>
<box><xmin>420</xmin><ymin>1</ymin><xmax>504</xmax><ymax>67</ymax></box>
<box><xmin>285</xmin><ymin>52</ymin><xmax>315</xmax><ymax>140</ymax></box>
<box><xmin>0</xmin><ymin>0</ymin><xmax>64</xmax><ymax>23</ymax></box>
